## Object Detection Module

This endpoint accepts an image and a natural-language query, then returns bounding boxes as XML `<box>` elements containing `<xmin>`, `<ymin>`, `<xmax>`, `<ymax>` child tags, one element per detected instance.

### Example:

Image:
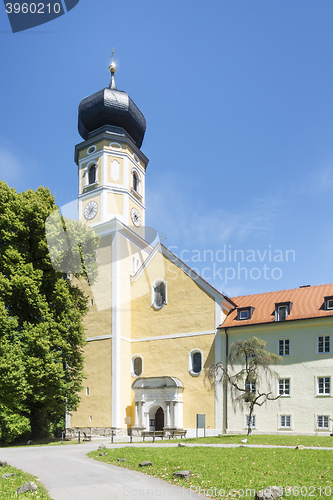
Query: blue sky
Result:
<box><xmin>1</xmin><ymin>0</ymin><xmax>333</xmax><ymax>298</ymax></box>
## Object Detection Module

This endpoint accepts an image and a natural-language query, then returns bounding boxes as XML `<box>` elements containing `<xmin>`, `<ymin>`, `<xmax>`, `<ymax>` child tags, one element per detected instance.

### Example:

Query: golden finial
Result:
<box><xmin>109</xmin><ymin>48</ymin><xmax>117</xmax><ymax>75</ymax></box>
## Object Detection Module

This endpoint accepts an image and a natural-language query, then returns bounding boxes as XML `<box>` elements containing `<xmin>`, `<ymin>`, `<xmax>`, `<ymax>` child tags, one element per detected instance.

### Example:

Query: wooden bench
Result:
<box><xmin>82</xmin><ymin>431</ymin><xmax>91</xmax><ymax>442</ymax></box>
<box><xmin>142</xmin><ymin>431</ymin><xmax>165</xmax><ymax>441</ymax></box>
<box><xmin>168</xmin><ymin>429</ymin><xmax>187</xmax><ymax>439</ymax></box>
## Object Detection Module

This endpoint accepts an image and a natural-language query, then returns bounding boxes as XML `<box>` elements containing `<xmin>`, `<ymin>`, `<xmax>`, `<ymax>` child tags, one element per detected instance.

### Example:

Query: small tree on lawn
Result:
<box><xmin>208</xmin><ymin>337</ymin><xmax>283</xmax><ymax>435</ymax></box>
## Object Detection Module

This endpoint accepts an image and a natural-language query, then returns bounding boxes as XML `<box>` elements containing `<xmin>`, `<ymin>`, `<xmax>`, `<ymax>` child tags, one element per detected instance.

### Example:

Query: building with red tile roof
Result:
<box><xmin>217</xmin><ymin>284</ymin><xmax>333</xmax><ymax>435</ymax></box>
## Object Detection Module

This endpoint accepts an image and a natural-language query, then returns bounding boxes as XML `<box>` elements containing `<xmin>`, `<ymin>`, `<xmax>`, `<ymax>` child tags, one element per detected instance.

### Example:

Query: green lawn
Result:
<box><xmin>89</xmin><ymin>446</ymin><xmax>333</xmax><ymax>499</ymax></box>
<box><xmin>0</xmin><ymin>464</ymin><xmax>51</xmax><ymax>498</ymax></box>
<box><xmin>1</xmin><ymin>437</ymin><xmax>81</xmax><ymax>448</ymax></box>
<box><xmin>176</xmin><ymin>434</ymin><xmax>333</xmax><ymax>448</ymax></box>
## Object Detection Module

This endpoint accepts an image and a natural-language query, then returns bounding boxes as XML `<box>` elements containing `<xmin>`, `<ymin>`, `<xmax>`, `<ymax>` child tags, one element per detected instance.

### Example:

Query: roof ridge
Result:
<box><xmin>231</xmin><ymin>283</ymin><xmax>333</xmax><ymax>301</ymax></box>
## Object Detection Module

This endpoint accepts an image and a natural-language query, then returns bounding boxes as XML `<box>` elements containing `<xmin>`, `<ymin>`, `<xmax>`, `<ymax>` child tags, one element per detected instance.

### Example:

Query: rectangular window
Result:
<box><xmin>279</xmin><ymin>378</ymin><xmax>290</xmax><ymax>396</ymax></box>
<box><xmin>317</xmin><ymin>416</ymin><xmax>329</xmax><ymax>429</ymax></box>
<box><xmin>246</xmin><ymin>415</ymin><xmax>256</xmax><ymax>428</ymax></box>
<box><xmin>280</xmin><ymin>415</ymin><xmax>291</xmax><ymax>428</ymax></box>
<box><xmin>245</xmin><ymin>381</ymin><xmax>256</xmax><ymax>392</ymax></box>
<box><xmin>318</xmin><ymin>336</ymin><xmax>331</xmax><ymax>353</ymax></box>
<box><xmin>318</xmin><ymin>377</ymin><xmax>331</xmax><ymax>395</ymax></box>
<box><xmin>277</xmin><ymin>305</ymin><xmax>287</xmax><ymax>321</ymax></box>
<box><xmin>237</xmin><ymin>307</ymin><xmax>254</xmax><ymax>321</ymax></box>
<box><xmin>326</xmin><ymin>299</ymin><xmax>333</xmax><ymax>310</ymax></box>
<box><xmin>279</xmin><ymin>339</ymin><xmax>290</xmax><ymax>356</ymax></box>
<box><xmin>239</xmin><ymin>309</ymin><xmax>250</xmax><ymax>320</ymax></box>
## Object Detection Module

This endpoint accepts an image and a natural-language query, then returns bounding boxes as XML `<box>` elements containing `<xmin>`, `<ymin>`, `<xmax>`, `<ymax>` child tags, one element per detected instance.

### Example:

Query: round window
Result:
<box><xmin>87</xmin><ymin>145</ymin><xmax>96</xmax><ymax>155</ymax></box>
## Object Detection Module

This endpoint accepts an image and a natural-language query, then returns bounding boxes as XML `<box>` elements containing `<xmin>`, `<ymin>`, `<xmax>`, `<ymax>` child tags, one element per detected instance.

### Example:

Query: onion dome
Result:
<box><xmin>78</xmin><ymin>55</ymin><xmax>146</xmax><ymax>149</ymax></box>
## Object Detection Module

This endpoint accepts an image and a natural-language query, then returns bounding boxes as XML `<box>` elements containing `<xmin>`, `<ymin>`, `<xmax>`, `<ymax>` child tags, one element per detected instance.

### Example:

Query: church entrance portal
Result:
<box><xmin>132</xmin><ymin>376</ymin><xmax>184</xmax><ymax>432</ymax></box>
<box><xmin>155</xmin><ymin>407</ymin><xmax>164</xmax><ymax>431</ymax></box>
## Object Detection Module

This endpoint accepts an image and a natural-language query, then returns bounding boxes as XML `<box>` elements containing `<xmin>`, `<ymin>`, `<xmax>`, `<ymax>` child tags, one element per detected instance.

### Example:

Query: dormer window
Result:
<box><xmin>325</xmin><ymin>296</ymin><xmax>333</xmax><ymax>310</ymax></box>
<box><xmin>237</xmin><ymin>307</ymin><xmax>254</xmax><ymax>321</ymax></box>
<box><xmin>277</xmin><ymin>305</ymin><xmax>287</xmax><ymax>321</ymax></box>
<box><xmin>240</xmin><ymin>309</ymin><xmax>250</xmax><ymax>320</ymax></box>
<box><xmin>275</xmin><ymin>302</ymin><xmax>292</xmax><ymax>321</ymax></box>
<box><xmin>88</xmin><ymin>164</ymin><xmax>96</xmax><ymax>185</ymax></box>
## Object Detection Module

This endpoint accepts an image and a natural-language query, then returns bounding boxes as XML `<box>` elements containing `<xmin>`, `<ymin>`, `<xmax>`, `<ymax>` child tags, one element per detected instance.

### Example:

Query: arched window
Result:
<box><xmin>88</xmin><ymin>164</ymin><xmax>96</xmax><ymax>185</ymax></box>
<box><xmin>132</xmin><ymin>355</ymin><xmax>143</xmax><ymax>377</ymax></box>
<box><xmin>189</xmin><ymin>349</ymin><xmax>203</xmax><ymax>376</ymax></box>
<box><xmin>132</xmin><ymin>171</ymin><xmax>139</xmax><ymax>192</ymax></box>
<box><xmin>192</xmin><ymin>352</ymin><xmax>202</xmax><ymax>374</ymax></box>
<box><xmin>151</xmin><ymin>279</ymin><xmax>167</xmax><ymax>310</ymax></box>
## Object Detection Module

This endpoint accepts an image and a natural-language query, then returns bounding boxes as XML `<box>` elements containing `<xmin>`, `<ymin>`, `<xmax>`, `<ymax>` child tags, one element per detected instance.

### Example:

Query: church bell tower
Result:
<box><xmin>74</xmin><ymin>54</ymin><xmax>148</xmax><ymax>231</ymax></box>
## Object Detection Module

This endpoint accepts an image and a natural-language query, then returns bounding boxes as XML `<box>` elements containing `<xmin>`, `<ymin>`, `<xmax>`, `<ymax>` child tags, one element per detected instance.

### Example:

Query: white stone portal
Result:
<box><xmin>132</xmin><ymin>376</ymin><xmax>184</xmax><ymax>432</ymax></box>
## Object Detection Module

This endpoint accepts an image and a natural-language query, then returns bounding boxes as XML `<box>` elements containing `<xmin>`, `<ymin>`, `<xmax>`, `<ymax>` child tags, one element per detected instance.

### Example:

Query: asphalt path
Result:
<box><xmin>0</xmin><ymin>440</ymin><xmax>203</xmax><ymax>500</ymax></box>
<box><xmin>1</xmin><ymin>440</ymin><xmax>332</xmax><ymax>499</ymax></box>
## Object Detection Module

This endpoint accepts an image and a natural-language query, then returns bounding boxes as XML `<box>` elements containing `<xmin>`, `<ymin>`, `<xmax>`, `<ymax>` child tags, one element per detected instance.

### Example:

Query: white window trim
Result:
<box><xmin>317</xmin><ymin>376</ymin><xmax>331</xmax><ymax>396</ymax></box>
<box><xmin>86</xmin><ymin>387</ymin><xmax>89</xmax><ymax>396</ymax></box>
<box><xmin>85</xmin><ymin>161</ymin><xmax>98</xmax><ymax>186</ymax></box>
<box><xmin>188</xmin><ymin>349</ymin><xmax>203</xmax><ymax>376</ymax></box>
<box><xmin>279</xmin><ymin>414</ymin><xmax>292</xmax><ymax>430</ymax></box>
<box><xmin>317</xmin><ymin>335</ymin><xmax>331</xmax><ymax>354</ymax></box>
<box><xmin>131</xmin><ymin>354</ymin><xmax>144</xmax><ymax>378</ymax></box>
<box><xmin>278</xmin><ymin>338</ymin><xmax>290</xmax><ymax>357</ymax></box>
<box><xmin>326</xmin><ymin>299</ymin><xmax>333</xmax><ymax>310</ymax></box>
<box><xmin>109</xmin><ymin>142</ymin><xmax>122</xmax><ymax>150</ymax></box>
<box><xmin>131</xmin><ymin>167</ymin><xmax>141</xmax><ymax>194</ymax></box>
<box><xmin>316</xmin><ymin>415</ymin><xmax>330</xmax><ymax>430</ymax></box>
<box><xmin>87</xmin><ymin>145</ymin><xmax>96</xmax><ymax>155</ymax></box>
<box><xmin>278</xmin><ymin>377</ymin><xmax>291</xmax><ymax>397</ymax></box>
<box><xmin>245</xmin><ymin>381</ymin><xmax>256</xmax><ymax>393</ymax></box>
<box><xmin>239</xmin><ymin>309</ymin><xmax>250</xmax><ymax>320</ymax></box>
<box><xmin>276</xmin><ymin>305</ymin><xmax>288</xmax><ymax>321</ymax></box>
<box><xmin>132</xmin><ymin>255</ymin><xmax>141</xmax><ymax>275</ymax></box>
<box><xmin>151</xmin><ymin>279</ymin><xmax>167</xmax><ymax>310</ymax></box>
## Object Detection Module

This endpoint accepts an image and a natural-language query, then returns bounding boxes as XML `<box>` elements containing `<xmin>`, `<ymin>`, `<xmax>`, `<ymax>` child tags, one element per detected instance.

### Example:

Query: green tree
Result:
<box><xmin>0</xmin><ymin>181</ymin><xmax>99</xmax><ymax>441</ymax></box>
<box><xmin>208</xmin><ymin>337</ymin><xmax>283</xmax><ymax>435</ymax></box>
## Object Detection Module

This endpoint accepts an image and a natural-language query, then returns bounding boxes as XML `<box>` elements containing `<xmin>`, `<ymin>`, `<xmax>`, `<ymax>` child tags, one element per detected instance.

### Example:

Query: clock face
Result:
<box><xmin>131</xmin><ymin>207</ymin><xmax>141</xmax><ymax>227</ymax></box>
<box><xmin>84</xmin><ymin>201</ymin><xmax>98</xmax><ymax>220</ymax></box>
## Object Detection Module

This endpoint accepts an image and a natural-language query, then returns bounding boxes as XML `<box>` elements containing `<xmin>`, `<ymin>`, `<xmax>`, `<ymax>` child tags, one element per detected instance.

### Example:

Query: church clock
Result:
<box><xmin>84</xmin><ymin>201</ymin><xmax>98</xmax><ymax>220</ymax></box>
<box><xmin>131</xmin><ymin>207</ymin><xmax>141</xmax><ymax>227</ymax></box>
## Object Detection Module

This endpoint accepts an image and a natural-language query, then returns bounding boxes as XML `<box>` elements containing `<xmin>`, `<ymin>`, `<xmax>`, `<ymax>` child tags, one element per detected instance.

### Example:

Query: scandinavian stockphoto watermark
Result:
<box><xmin>3</xmin><ymin>0</ymin><xmax>80</xmax><ymax>33</ymax></box>
<box><xmin>168</xmin><ymin>245</ymin><xmax>296</xmax><ymax>285</ymax></box>
<box><xmin>45</xmin><ymin>206</ymin><xmax>166</xmax><ymax>312</ymax></box>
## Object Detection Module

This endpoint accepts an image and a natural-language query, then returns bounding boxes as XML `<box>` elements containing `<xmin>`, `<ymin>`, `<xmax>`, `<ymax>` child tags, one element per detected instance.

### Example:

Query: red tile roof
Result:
<box><xmin>220</xmin><ymin>283</ymin><xmax>333</xmax><ymax>328</ymax></box>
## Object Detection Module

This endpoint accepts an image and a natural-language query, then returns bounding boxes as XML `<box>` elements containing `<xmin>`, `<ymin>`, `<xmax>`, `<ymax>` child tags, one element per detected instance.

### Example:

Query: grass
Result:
<box><xmin>0</xmin><ymin>437</ymin><xmax>83</xmax><ymax>448</ymax></box>
<box><xmin>89</xmin><ymin>445</ymin><xmax>333</xmax><ymax>499</ymax></box>
<box><xmin>0</xmin><ymin>464</ymin><xmax>51</xmax><ymax>498</ymax></box>
<box><xmin>175</xmin><ymin>434</ymin><xmax>333</xmax><ymax>448</ymax></box>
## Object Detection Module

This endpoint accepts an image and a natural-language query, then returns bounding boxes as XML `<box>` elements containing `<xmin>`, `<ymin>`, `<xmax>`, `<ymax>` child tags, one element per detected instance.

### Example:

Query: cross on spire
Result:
<box><xmin>160</xmin><ymin>233</ymin><xmax>167</xmax><ymax>245</ymax></box>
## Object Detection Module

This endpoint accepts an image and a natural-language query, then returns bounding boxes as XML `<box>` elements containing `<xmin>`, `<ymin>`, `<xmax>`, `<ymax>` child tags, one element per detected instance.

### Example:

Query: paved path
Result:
<box><xmin>1</xmin><ymin>440</ymin><xmax>332</xmax><ymax>499</ymax></box>
<box><xmin>0</xmin><ymin>440</ymin><xmax>202</xmax><ymax>500</ymax></box>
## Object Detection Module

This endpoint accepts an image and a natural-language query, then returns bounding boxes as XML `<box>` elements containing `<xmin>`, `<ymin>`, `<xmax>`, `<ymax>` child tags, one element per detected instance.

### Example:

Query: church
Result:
<box><xmin>66</xmin><ymin>59</ymin><xmax>333</xmax><ymax>437</ymax></box>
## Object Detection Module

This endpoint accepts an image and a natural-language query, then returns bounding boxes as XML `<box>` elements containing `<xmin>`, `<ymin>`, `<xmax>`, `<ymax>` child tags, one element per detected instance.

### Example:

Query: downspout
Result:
<box><xmin>224</xmin><ymin>328</ymin><xmax>229</xmax><ymax>434</ymax></box>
